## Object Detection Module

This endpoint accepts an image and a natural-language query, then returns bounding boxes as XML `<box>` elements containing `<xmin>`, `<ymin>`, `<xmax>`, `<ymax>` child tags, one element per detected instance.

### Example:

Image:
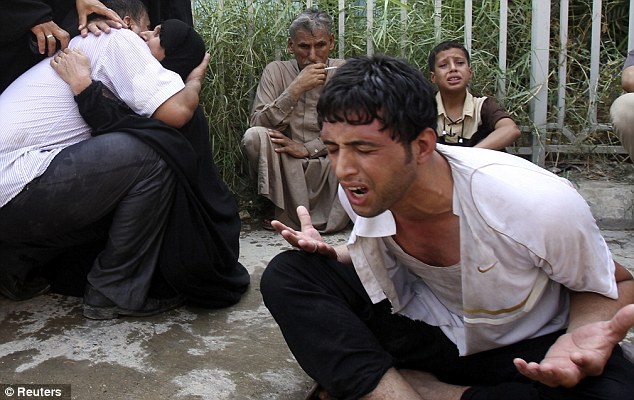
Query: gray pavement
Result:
<box><xmin>1</xmin><ymin>179</ymin><xmax>634</xmax><ymax>400</ymax></box>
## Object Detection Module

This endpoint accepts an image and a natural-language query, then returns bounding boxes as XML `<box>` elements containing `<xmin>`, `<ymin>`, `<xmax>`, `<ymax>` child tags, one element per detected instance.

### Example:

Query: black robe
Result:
<box><xmin>142</xmin><ymin>0</ymin><xmax>193</xmax><ymax>27</ymax></box>
<box><xmin>62</xmin><ymin>81</ymin><xmax>250</xmax><ymax>308</ymax></box>
<box><xmin>0</xmin><ymin>0</ymin><xmax>76</xmax><ymax>94</ymax></box>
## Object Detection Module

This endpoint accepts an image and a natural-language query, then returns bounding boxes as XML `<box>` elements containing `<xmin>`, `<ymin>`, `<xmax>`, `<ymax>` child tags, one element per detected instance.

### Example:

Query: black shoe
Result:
<box><xmin>261</xmin><ymin>218</ymin><xmax>275</xmax><ymax>231</ymax></box>
<box><xmin>0</xmin><ymin>270</ymin><xmax>50</xmax><ymax>301</ymax></box>
<box><xmin>83</xmin><ymin>284</ymin><xmax>184</xmax><ymax>320</ymax></box>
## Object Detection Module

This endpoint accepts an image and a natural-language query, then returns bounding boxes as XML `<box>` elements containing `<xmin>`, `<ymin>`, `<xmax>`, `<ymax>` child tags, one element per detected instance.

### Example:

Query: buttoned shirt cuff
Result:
<box><xmin>304</xmin><ymin>138</ymin><xmax>327</xmax><ymax>158</ymax></box>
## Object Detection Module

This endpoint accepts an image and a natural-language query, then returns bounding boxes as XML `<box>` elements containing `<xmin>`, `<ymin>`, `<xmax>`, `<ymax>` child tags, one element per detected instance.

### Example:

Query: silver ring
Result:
<box><xmin>311</xmin><ymin>241</ymin><xmax>318</xmax><ymax>253</ymax></box>
<box><xmin>46</xmin><ymin>34</ymin><xmax>54</xmax><ymax>39</ymax></box>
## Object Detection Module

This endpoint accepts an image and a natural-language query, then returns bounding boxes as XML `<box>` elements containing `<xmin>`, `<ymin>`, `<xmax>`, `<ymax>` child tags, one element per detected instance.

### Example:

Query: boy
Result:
<box><xmin>429</xmin><ymin>41</ymin><xmax>520</xmax><ymax>150</ymax></box>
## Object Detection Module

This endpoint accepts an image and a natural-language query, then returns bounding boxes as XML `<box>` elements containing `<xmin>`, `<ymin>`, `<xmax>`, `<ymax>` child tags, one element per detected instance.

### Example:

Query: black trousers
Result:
<box><xmin>0</xmin><ymin>133</ymin><xmax>175</xmax><ymax>309</ymax></box>
<box><xmin>261</xmin><ymin>250</ymin><xmax>634</xmax><ymax>400</ymax></box>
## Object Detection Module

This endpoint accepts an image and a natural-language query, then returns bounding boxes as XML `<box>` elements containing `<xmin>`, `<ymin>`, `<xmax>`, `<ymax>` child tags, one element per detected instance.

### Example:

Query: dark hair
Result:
<box><xmin>289</xmin><ymin>8</ymin><xmax>333</xmax><ymax>39</ymax></box>
<box><xmin>317</xmin><ymin>55</ymin><xmax>437</xmax><ymax>145</ymax></box>
<box><xmin>427</xmin><ymin>40</ymin><xmax>471</xmax><ymax>72</ymax></box>
<box><xmin>99</xmin><ymin>0</ymin><xmax>147</xmax><ymax>23</ymax></box>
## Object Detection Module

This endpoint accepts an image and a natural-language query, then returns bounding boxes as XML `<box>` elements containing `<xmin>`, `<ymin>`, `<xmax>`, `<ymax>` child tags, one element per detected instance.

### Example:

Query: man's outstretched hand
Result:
<box><xmin>514</xmin><ymin>303</ymin><xmax>634</xmax><ymax>387</ymax></box>
<box><xmin>271</xmin><ymin>206</ymin><xmax>337</xmax><ymax>259</ymax></box>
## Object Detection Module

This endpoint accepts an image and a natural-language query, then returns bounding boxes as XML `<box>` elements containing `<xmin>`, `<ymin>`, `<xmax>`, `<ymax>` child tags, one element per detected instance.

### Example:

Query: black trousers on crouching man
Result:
<box><xmin>261</xmin><ymin>250</ymin><xmax>634</xmax><ymax>400</ymax></box>
<box><xmin>0</xmin><ymin>133</ymin><xmax>175</xmax><ymax>309</ymax></box>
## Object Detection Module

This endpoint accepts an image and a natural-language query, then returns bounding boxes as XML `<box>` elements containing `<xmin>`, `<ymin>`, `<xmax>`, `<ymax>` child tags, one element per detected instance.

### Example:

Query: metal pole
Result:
<box><xmin>529</xmin><ymin>0</ymin><xmax>551</xmax><ymax>165</ymax></box>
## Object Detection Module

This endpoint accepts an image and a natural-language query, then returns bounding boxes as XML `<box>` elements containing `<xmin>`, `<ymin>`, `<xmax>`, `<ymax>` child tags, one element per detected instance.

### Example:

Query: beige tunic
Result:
<box><xmin>436</xmin><ymin>91</ymin><xmax>486</xmax><ymax>144</ymax></box>
<box><xmin>435</xmin><ymin>91</ymin><xmax>511</xmax><ymax>147</ymax></box>
<box><xmin>242</xmin><ymin>58</ymin><xmax>349</xmax><ymax>233</ymax></box>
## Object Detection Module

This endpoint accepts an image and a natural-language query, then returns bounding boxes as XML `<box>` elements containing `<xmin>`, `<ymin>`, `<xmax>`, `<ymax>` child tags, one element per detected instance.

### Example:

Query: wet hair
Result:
<box><xmin>99</xmin><ymin>0</ymin><xmax>148</xmax><ymax>23</ymax></box>
<box><xmin>317</xmin><ymin>55</ymin><xmax>437</xmax><ymax>145</ymax></box>
<box><xmin>288</xmin><ymin>8</ymin><xmax>333</xmax><ymax>39</ymax></box>
<box><xmin>427</xmin><ymin>40</ymin><xmax>471</xmax><ymax>72</ymax></box>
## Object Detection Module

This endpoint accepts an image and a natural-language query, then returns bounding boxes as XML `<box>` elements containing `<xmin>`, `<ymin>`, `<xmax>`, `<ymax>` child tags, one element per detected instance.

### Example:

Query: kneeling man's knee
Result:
<box><xmin>260</xmin><ymin>250</ymin><xmax>304</xmax><ymax>300</ymax></box>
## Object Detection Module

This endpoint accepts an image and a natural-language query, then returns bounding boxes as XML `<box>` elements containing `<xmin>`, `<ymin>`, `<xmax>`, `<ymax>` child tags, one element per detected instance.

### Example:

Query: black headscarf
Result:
<box><xmin>159</xmin><ymin>19</ymin><xmax>206</xmax><ymax>81</ymax></box>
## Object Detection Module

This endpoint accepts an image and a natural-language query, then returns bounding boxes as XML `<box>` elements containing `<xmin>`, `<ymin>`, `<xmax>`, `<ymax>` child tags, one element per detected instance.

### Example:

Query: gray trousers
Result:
<box><xmin>0</xmin><ymin>133</ymin><xmax>175</xmax><ymax>309</ymax></box>
<box><xmin>241</xmin><ymin>126</ymin><xmax>349</xmax><ymax>234</ymax></box>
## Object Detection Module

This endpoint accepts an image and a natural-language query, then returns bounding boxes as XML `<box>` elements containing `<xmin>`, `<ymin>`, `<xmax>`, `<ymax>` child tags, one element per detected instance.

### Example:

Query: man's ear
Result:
<box><xmin>430</xmin><ymin>71</ymin><xmax>436</xmax><ymax>84</ymax></box>
<box><xmin>287</xmin><ymin>37</ymin><xmax>294</xmax><ymax>54</ymax></box>
<box><xmin>122</xmin><ymin>16</ymin><xmax>133</xmax><ymax>30</ymax></box>
<box><xmin>412</xmin><ymin>127</ymin><xmax>438</xmax><ymax>163</ymax></box>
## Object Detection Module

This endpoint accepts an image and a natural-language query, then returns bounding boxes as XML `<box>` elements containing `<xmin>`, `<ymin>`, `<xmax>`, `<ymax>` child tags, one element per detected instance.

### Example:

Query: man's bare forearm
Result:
<box><xmin>568</xmin><ymin>261</ymin><xmax>634</xmax><ymax>331</ymax></box>
<box><xmin>152</xmin><ymin>79</ymin><xmax>201</xmax><ymax>128</ymax></box>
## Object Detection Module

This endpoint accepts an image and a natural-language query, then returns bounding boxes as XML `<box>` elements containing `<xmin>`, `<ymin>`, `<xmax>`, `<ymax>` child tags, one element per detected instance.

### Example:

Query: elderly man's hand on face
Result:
<box><xmin>290</xmin><ymin>63</ymin><xmax>329</xmax><ymax>95</ymax></box>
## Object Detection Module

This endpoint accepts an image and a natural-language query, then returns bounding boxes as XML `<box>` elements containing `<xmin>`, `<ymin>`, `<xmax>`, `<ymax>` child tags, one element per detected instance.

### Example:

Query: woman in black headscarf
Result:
<box><xmin>142</xmin><ymin>0</ymin><xmax>193</xmax><ymax>28</ymax></box>
<box><xmin>49</xmin><ymin>19</ymin><xmax>250</xmax><ymax>309</ymax></box>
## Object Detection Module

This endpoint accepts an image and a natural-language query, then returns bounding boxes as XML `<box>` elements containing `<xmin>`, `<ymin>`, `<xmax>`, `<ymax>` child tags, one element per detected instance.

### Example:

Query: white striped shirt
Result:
<box><xmin>0</xmin><ymin>29</ymin><xmax>184</xmax><ymax>207</ymax></box>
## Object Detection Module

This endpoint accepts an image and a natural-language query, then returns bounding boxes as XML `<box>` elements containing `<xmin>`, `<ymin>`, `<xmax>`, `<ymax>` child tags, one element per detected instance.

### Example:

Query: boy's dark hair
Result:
<box><xmin>99</xmin><ymin>0</ymin><xmax>147</xmax><ymax>23</ymax></box>
<box><xmin>317</xmin><ymin>55</ymin><xmax>437</xmax><ymax>145</ymax></box>
<box><xmin>427</xmin><ymin>40</ymin><xmax>471</xmax><ymax>72</ymax></box>
<box><xmin>289</xmin><ymin>8</ymin><xmax>333</xmax><ymax>39</ymax></box>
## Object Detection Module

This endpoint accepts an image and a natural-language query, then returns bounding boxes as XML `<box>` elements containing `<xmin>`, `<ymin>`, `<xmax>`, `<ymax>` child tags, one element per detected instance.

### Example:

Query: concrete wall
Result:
<box><xmin>575</xmin><ymin>179</ymin><xmax>634</xmax><ymax>230</ymax></box>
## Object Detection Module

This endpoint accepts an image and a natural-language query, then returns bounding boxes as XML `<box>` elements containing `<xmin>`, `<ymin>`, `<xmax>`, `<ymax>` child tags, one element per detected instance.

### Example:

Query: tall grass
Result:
<box><xmin>194</xmin><ymin>1</ymin><xmax>304</xmax><ymax>210</ymax></box>
<box><xmin>193</xmin><ymin>0</ymin><xmax>631</xmax><ymax>209</ymax></box>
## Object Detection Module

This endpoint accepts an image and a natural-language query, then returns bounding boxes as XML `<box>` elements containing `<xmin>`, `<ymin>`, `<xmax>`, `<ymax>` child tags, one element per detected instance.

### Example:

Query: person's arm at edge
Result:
<box><xmin>621</xmin><ymin>65</ymin><xmax>634</xmax><ymax>93</ymax></box>
<box><xmin>152</xmin><ymin>53</ymin><xmax>210</xmax><ymax>128</ymax></box>
<box><xmin>473</xmin><ymin>117</ymin><xmax>521</xmax><ymax>150</ymax></box>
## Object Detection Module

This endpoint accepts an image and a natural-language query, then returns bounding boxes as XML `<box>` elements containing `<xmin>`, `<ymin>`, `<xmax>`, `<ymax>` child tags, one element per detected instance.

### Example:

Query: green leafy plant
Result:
<box><xmin>193</xmin><ymin>0</ymin><xmax>632</xmax><ymax>213</ymax></box>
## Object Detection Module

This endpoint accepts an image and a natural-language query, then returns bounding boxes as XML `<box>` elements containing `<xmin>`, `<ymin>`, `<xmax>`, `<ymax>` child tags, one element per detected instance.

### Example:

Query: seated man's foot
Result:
<box><xmin>0</xmin><ymin>270</ymin><xmax>50</xmax><ymax>301</ymax></box>
<box><xmin>83</xmin><ymin>284</ymin><xmax>184</xmax><ymax>320</ymax></box>
<box><xmin>261</xmin><ymin>218</ymin><xmax>275</xmax><ymax>231</ymax></box>
<box><xmin>259</xmin><ymin>199</ymin><xmax>276</xmax><ymax>231</ymax></box>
